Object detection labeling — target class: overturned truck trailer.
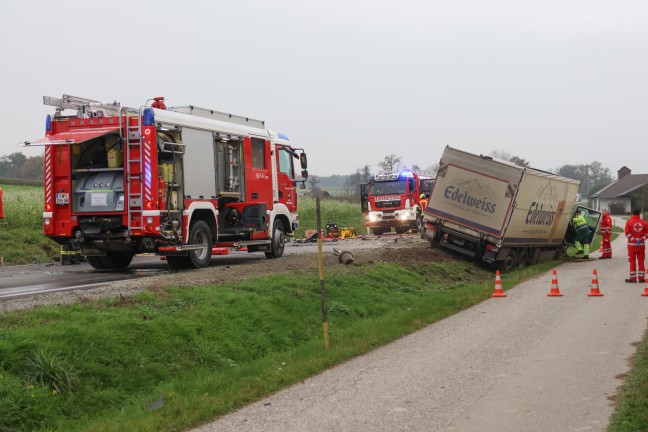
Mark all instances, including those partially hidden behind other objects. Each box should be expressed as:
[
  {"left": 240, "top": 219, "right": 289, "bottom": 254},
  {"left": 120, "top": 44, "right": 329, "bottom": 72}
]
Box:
[{"left": 422, "top": 146, "right": 600, "bottom": 271}]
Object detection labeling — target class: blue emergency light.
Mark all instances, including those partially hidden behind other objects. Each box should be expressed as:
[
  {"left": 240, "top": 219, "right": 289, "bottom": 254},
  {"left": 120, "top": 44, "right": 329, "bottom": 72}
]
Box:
[
  {"left": 143, "top": 108, "right": 155, "bottom": 126},
  {"left": 45, "top": 114, "right": 52, "bottom": 133}
]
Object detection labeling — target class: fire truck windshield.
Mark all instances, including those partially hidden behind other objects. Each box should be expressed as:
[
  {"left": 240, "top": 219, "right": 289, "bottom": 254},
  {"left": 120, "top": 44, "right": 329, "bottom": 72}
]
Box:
[{"left": 370, "top": 180, "right": 406, "bottom": 196}]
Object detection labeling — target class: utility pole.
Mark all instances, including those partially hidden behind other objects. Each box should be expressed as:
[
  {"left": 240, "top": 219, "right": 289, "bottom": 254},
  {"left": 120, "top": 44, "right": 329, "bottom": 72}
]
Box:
[{"left": 316, "top": 197, "right": 329, "bottom": 350}]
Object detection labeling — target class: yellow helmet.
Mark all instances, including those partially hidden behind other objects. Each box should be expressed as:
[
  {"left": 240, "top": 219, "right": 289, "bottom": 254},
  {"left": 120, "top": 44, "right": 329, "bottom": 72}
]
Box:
[{"left": 420, "top": 194, "right": 426, "bottom": 199}]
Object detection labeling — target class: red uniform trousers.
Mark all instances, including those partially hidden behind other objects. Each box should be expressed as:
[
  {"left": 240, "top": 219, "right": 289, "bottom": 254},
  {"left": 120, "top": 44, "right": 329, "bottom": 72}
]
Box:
[
  {"left": 601, "top": 233, "right": 612, "bottom": 258},
  {"left": 628, "top": 244, "right": 646, "bottom": 282}
]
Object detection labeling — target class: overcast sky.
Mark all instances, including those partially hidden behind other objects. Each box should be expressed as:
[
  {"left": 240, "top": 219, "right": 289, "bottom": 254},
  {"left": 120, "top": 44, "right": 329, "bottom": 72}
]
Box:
[{"left": 1, "top": 0, "right": 646, "bottom": 177}]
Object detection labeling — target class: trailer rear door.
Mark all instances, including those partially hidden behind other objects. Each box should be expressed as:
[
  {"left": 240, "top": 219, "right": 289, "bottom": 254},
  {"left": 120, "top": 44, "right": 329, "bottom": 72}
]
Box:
[{"left": 427, "top": 146, "right": 523, "bottom": 237}]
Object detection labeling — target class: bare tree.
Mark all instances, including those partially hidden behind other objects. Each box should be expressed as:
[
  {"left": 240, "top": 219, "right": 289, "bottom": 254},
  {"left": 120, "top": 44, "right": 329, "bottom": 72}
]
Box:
[
  {"left": 377, "top": 154, "right": 402, "bottom": 173},
  {"left": 344, "top": 165, "right": 373, "bottom": 197},
  {"left": 489, "top": 149, "right": 512, "bottom": 161},
  {"left": 489, "top": 150, "right": 529, "bottom": 167},
  {"left": 361, "top": 165, "right": 371, "bottom": 183},
  {"left": 509, "top": 156, "right": 530, "bottom": 168},
  {"left": 308, "top": 175, "right": 322, "bottom": 197},
  {"left": 425, "top": 163, "right": 439, "bottom": 176}
]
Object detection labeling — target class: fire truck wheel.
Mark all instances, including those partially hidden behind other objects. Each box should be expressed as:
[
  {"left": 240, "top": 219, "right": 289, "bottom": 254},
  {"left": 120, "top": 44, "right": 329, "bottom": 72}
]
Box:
[
  {"left": 86, "top": 256, "right": 107, "bottom": 269},
  {"left": 371, "top": 227, "right": 385, "bottom": 236},
  {"left": 265, "top": 220, "right": 285, "bottom": 259},
  {"left": 101, "top": 252, "right": 134, "bottom": 269},
  {"left": 396, "top": 226, "right": 410, "bottom": 234},
  {"left": 188, "top": 220, "right": 213, "bottom": 268}
]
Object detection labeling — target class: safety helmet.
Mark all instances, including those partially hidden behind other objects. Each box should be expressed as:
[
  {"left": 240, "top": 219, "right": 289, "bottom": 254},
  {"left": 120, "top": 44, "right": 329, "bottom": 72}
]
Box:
[{"left": 420, "top": 194, "right": 426, "bottom": 199}]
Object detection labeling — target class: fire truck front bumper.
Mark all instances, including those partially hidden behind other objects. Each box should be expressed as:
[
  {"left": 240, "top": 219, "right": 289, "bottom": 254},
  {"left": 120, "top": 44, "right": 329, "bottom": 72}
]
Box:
[{"left": 366, "top": 211, "right": 417, "bottom": 228}]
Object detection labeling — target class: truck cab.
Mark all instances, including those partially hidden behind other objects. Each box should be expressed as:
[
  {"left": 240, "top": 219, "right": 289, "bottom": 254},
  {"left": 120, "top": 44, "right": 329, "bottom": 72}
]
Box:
[{"left": 361, "top": 171, "right": 433, "bottom": 235}]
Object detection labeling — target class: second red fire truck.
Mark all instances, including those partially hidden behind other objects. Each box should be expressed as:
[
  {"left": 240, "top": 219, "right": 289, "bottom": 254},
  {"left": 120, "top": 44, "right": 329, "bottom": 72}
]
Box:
[
  {"left": 360, "top": 171, "right": 434, "bottom": 235},
  {"left": 27, "top": 95, "right": 308, "bottom": 270}
]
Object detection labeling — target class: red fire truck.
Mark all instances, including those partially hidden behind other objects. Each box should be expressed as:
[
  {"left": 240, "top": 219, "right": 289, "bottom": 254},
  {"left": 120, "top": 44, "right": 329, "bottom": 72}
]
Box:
[
  {"left": 360, "top": 171, "right": 434, "bottom": 235},
  {"left": 26, "top": 95, "right": 308, "bottom": 269}
]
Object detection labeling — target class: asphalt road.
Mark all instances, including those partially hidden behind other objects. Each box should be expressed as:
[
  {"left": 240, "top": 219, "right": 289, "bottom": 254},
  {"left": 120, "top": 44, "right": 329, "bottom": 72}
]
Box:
[
  {"left": 0, "top": 233, "right": 409, "bottom": 300},
  {"left": 190, "top": 219, "right": 648, "bottom": 432}
]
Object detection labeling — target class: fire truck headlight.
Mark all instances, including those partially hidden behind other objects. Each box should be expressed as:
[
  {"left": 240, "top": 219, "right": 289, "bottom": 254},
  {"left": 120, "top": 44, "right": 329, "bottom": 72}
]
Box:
[
  {"left": 44, "top": 218, "right": 51, "bottom": 226},
  {"left": 147, "top": 217, "right": 154, "bottom": 224},
  {"left": 368, "top": 213, "right": 379, "bottom": 222},
  {"left": 398, "top": 213, "right": 410, "bottom": 221}
]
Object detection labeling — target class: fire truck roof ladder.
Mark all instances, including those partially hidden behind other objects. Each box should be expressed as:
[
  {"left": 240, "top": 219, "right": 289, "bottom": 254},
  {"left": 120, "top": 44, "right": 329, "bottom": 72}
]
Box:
[
  {"left": 125, "top": 108, "right": 145, "bottom": 231},
  {"left": 43, "top": 95, "right": 135, "bottom": 117}
]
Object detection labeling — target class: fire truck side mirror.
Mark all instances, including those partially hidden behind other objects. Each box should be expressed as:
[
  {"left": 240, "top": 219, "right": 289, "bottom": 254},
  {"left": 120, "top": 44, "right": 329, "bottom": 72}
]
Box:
[
  {"left": 299, "top": 183, "right": 306, "bottom": 190},
  {"left": 299, "top": 153, "right": 308, "bottom": 170},
  {"left": 301, "top": 169, "right": 308, "bottom": 179}
]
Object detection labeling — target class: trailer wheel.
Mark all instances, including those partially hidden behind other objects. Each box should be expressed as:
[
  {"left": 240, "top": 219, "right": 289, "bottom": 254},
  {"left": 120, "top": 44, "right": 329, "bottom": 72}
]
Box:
[
  {"left": 187, "top": 220, "right": 213, "bottom": 269},
  {"left": 101, "top": 252, "right": 134, "bottom": 269},
  {"left": 265, "top": 220, "right": 285, "bottom": 259},
  {"left": 497, "top": 249, "right": 517, "bottom": 273},
  {"left": 87, "top": 256, "right": 107, "bottom": 269}
]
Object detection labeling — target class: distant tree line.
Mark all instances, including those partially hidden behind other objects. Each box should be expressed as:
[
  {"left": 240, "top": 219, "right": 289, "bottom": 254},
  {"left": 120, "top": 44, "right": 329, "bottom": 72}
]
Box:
[
  {"left": 554, "top": 162, "right": 613, "bottom": 197},
  {"left": 313, "top": 150, "right": 615, "bottom": 201},
  {"left": 490, "top": 150, "right": 613, "bottom": 197},
  {"left": 0, "top": 148, "right": 614, "bottom": 201},
  {"left": 0, "top": 152, "right": 44, "bottom": 180}
]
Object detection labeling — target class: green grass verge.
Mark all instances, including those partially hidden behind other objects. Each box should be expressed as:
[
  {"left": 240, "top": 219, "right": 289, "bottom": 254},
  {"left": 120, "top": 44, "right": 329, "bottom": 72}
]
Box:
[
  {"left": 0, "top": 184, "right": 58, "bottom": 265},
  {"left": 0, "top": 258, "right": 555, "bottom": 432},
  {"left": 608, "top": 328, "right": 648, "bottom": 431}
]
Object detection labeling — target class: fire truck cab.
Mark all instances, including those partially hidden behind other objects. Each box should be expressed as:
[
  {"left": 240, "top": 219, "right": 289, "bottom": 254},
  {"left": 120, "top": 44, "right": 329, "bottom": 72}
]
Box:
[
  {"left": 360, "top": 171, "right": 433, "bottom": 235},
  {"left": 27, "top": 95, "right": 308, "bottom": 270}
]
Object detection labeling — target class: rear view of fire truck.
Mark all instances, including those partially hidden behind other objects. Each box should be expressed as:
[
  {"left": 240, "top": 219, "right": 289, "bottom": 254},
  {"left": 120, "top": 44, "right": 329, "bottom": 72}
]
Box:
[
  {"left": 27, "top": 95, "right": 308, "bottom": 270},
  {"left": 360, "top": 171, "right": 433, "bottom": 235}
]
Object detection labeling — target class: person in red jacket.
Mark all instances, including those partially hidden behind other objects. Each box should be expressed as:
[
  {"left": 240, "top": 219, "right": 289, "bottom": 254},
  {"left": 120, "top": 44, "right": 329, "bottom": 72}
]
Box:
[
  {"left": 625, "top": 208, "right": 648, "bottom": 283},
  {"left": 599, "top": 209, "right": 613, "bottom": 259}
]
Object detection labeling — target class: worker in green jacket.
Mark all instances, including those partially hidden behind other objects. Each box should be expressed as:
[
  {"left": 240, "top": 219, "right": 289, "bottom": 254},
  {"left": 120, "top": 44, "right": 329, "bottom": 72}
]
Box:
[{"left": 572, "top": 209, "right": 591, "bottom": 259}]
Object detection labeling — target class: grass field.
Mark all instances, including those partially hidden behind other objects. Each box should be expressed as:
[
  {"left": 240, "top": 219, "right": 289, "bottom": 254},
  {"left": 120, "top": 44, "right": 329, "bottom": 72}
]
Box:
[
  {"left": 294, "top": 196, "right": 365, "bottom": 239},
  {"left": 0, "top": 184, "right": 57, "bottom": 265}
]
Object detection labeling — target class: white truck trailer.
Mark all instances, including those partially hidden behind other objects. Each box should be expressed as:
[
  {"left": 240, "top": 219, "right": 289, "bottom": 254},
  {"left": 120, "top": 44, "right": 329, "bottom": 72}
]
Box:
[{"left": 422, "top": 146, "right": 600, "bottom": 271}]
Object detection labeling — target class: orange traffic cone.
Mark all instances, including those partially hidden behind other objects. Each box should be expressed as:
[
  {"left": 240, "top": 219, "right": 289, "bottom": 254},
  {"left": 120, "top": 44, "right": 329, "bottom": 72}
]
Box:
[
  {"left": 641, "top": 280, "right": 648, "bottom": 297},
  {"left": 492, "top": 270, "right": 507, "bottom": 297},
  {"left": 587, "top": 269, "right": 604, "bottom": 297},
  {"left": 547, "top": 269, "right": 563, "bottom": 297}
]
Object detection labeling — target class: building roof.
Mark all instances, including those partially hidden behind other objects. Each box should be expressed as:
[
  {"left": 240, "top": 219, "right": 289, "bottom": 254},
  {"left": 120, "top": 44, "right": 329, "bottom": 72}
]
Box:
[{"left": 591, "top": 174, "right": 648, "bottom": 199}]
